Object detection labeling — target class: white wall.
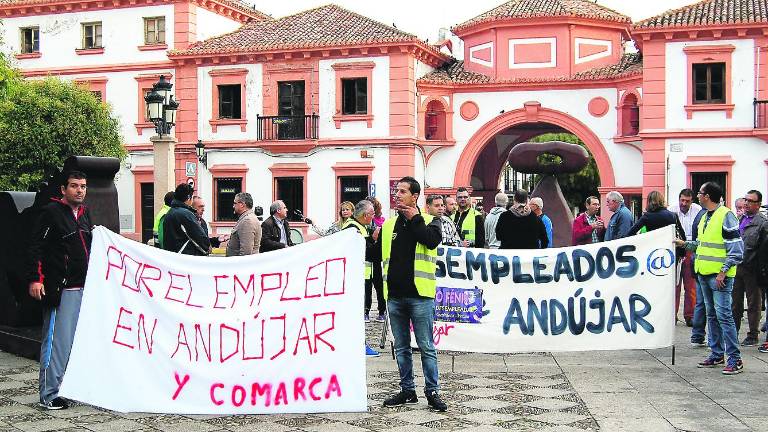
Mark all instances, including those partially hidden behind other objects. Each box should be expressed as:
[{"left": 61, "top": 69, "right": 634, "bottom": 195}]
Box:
[
  {"left": 665, "top": 39, "right": 755, "bottom": 129},
  {"left": 666, "top": 137, "right": 768, "bottom": 204},
  {"left": 428, "top": 87, "right": 642, "bottom": 188},
  {"left": 197, "top": 64, "right": 263, "bottom": 141},
  {"left": 3, "top": 5, "right": 174, "bottom": 69},
  {"left": 59, "top": 68, "right": 175, "bottom": 144},
  {"left": 195, "top": 146, "right": 391, "bottom": 232},
  {"left": 194, "top": 5, "right": 243, "bottom": 42},
  {"left": 318, "top": 56, "right": 390, "bottom": 138}
]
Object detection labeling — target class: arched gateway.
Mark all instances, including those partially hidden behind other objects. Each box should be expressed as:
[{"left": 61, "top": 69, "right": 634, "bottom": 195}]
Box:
[{"left": 453, "top": 102, "right": 616, "bottom": 192}]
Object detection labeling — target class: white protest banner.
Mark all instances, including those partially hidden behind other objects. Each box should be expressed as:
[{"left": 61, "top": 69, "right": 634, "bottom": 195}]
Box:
[
  {"left": 60, "top": 227, "right": 367, "bottom": 414},
  {"left": 429, "top": 226, "right": 676, "bottom": 352}
]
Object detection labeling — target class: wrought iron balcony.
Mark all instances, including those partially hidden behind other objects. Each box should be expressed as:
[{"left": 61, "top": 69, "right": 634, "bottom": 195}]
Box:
[
  {"left": 256, "top": 114, "right": 319, "bottom": 140},
  {"left": 755, "top": 99, "right": 768, "bottom": 128}
]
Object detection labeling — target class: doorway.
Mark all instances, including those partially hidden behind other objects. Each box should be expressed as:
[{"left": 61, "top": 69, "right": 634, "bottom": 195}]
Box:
[
  {"left": 140, "top": 183, "right": 154, "bottom": 244},
  {"left": 278, "top": 81, "right": 305, "bottom": 139}
]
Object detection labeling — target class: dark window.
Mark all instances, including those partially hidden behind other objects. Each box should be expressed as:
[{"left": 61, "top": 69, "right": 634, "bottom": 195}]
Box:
[
  {"left": 215, "top": 177, "right": 242, "bottom": 221},
  {"left": 339, "top": 176, "right": 368, "bottom": 204},
  {"left": 91, "top": 90, "right": 103, "bottom": 102},
  {"left": 140, "top": 183, "right": 154, "bottom": 243},
  {"left": 143, "top": 89, "right": 152, "bottom": 121},
  {"left": 693, "top": 63, "right": 725, "bottom": 104},
  {"left": 277, "top": 81, "right": 306, "bottom": 139},
  {"left": 144, "top": 17, "right": 165, "bottom": 45},
  {"left": 425, "top": 100, "right": 446, "bottom": 140},
  {"left": 342, "top": 78, "right": 367, "bottom": 114},
  {"left": 20, "top": 27, "right": 39, "bottom": 53},
  {"left": 82, "top": 22, "right": 102, "bottom": 49},
  {"left": 691, "top": 172, "right": 727, "bottom": 204},
  {"left": 218, "top": 84, "right": 241, "bottom": 119},
  {"left": 276, "top": 177, "right": 303, "bottom": 222},
  {"left": 620, "top": 94, "right": 640, "bottom": 136}
]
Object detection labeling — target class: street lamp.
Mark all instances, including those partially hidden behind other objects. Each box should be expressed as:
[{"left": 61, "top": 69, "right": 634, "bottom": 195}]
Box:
[
  {"left": 195, "top": 139, "right": 207, "bottom": 168},
  {"left": 144, "top": 75, "right": 179, "bottom": 137}
]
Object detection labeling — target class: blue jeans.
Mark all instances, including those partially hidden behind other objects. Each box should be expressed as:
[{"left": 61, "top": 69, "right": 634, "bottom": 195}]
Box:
[
  {"left": 690, "top": 277, "right": 707, "bottom": 343},
  {"left": 697, "top": 274, "right": 741, "bottom": 361},
  {"left": 388, "top": 297, "right": 439, "bottom": 394}
]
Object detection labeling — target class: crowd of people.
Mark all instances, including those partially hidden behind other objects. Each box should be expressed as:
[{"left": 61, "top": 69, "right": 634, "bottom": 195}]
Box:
[{"left": 25, "top": 171, "right": 765, "bottom": 413}]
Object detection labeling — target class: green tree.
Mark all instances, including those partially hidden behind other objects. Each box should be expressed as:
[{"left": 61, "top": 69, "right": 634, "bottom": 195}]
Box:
[
  {"left": 0, "top": 63, "right": 125, "bottom": 191},
  {"left": 530, "top": 132, "right": 600, "bottom": 212}
]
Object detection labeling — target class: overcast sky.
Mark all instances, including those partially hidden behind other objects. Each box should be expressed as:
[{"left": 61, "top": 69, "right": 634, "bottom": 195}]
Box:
[{"left": 250, "top": 0, "right": 697, "bottom": 40}]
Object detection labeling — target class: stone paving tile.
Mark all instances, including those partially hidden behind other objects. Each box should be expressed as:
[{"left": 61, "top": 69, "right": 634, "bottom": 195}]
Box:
[
  {"left": 528, "top": 411, "right": 588, "bottom": 426},
  {"left": 524, "top": 398, "right": 577, "bottom": 411},
  {"left": 83, "top": 418, "right": 145, "bottom": 432},
  {"left": 384, "top": 409, "right": 447, "bottom": 424},
  {"left": 12, "top": 417, "right": 75, "bottom": 432}
]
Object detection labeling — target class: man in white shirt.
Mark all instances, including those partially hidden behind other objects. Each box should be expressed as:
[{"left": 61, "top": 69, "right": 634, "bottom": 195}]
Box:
[{"left": 669, "top": 188, "right": 703, "bottom": 326}]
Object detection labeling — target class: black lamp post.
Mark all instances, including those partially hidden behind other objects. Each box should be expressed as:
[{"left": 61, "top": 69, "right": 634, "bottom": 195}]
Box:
[
  {"left": 195, "top": 139, "right": 207, "bottom": 168},
  {"left": 144, "top": 75, "right": 179, "bottom": 137}
]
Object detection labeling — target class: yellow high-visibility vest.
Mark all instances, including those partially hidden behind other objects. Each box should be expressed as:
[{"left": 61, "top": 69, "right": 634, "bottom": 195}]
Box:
[
  {"left": 456, "top": 207, "right": 480, "bottom": 243},
  {"left": 343, "top": 218, "right": 372, "bottom": 280},
  {"left": 381, "top": 213, "right": 438, "bottom": 299},
  {"left": 695, "top": 205, "right": 737, "bottom": 277}
]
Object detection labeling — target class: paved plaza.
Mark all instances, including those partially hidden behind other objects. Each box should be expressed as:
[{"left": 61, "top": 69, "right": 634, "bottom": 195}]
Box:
[{"left": 0, "top": 322, "right": 766, "bottom": 432}]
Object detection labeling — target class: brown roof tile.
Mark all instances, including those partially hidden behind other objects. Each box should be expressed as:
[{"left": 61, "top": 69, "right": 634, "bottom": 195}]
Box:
[
  {"left": 634, "top": 0, "right": 768, "bottom": 29},
  {"left": 453, "top": 0, "right": 631, "bottom": 33},
  {"left": 418, "top": 52, "right": 642, "bottom": 85},
  {"left": 174, "top": 4, "right": 429, "bottom": 56}
]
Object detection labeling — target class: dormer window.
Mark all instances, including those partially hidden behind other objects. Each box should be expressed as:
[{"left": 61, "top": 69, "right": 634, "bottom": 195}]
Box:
[{"left": 20, "top": 27, "right": 39, "bottom": 53}]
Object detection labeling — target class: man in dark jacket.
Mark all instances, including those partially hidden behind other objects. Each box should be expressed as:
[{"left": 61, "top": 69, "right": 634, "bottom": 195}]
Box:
[
  {"left": 732, "top": 190, "right": 768, "bottom": 346},
  {"left": 375, "top": 176, "right": 446, "bottom": 411},
  {"left": 27, "top": 171, "right": 92, "bottom": 410},
  {"left": 260, "top": 200, "right": 294, "bottom": 252},
  {"left": 162, "top": 183, "right": 210, "bottom": 256},
  {"left": 496, "top": 189, "right": 548, "bottom": 249}
]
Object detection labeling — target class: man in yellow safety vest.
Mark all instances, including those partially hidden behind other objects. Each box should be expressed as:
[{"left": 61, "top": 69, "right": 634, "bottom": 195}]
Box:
[
  {"left": 377, "top": 176, "right": 446, "bottom": 411},
  {"left": 676, "top": 181, "right": 744, "bottom": 375},
  {"left": 453, "top": 187, "right": 484, "bottom": 247},
  {"left": 342, "top": 200, "right": 381, "bottom": 358}
]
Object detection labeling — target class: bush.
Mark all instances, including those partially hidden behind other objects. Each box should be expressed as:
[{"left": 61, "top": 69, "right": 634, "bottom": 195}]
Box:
[{"left": 0, "top": 72, "right": 125, "bottom": 191}]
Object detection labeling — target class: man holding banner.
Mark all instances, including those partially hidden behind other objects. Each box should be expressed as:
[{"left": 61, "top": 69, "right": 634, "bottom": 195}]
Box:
[
  {"left": 677, "top": 182, "right": 744, "bottom": 374},
  {"left": 27, "top": 171, "right": 92, "bottom": 410},
  {"left": 378, "top": 176, "right": 446, "bottom": 411}
]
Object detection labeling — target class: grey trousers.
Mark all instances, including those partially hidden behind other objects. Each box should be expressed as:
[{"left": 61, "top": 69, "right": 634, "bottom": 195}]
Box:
[{"left": 39, "top": 289, "right": 83, "bottom": 404}]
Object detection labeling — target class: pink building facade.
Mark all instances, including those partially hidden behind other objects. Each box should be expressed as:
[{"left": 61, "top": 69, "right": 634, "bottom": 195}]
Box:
[{"left": 2, "top": 0, "right": 767, "bottom": 243}]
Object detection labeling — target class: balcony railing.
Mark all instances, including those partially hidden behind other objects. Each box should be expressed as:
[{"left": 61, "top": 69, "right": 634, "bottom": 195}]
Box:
[
  {"left": 256, "top": 114, "right": 319, "bottom": 140},
  {"left": 755, "top": 99, "right": 768, "bottom": 128}
]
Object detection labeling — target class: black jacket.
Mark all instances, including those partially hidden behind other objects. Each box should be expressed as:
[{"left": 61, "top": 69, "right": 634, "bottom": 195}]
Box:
[
  {"left": 496, "top": 207, "right": 548, "bottom": 249},
  {"left": 374, "top": 212, "right": 441, "bottom": 298},
  {"left": 27, "top": 199, "right": 93, "bottom": 306},
  {"left": 627, "top": 208, "right": 685, "bottom": 236},
  {"left": 162, "top": 200, "right": 210, "bottom": 256},
  {"left": 260, "top": 216, "right": 294, "bottom": 252}
]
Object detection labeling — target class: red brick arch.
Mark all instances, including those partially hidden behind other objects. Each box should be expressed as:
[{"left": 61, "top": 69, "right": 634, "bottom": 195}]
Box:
[{"left": 453, "top": 102, "right": 616, "bottom": 188}]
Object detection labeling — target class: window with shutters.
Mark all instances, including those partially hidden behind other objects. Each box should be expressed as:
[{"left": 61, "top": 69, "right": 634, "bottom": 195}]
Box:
[
  {"left": 20, "top": 27, "right": 39, "bottom": 53},
  {"left": 144, "top": 17, "right": 166, "bottom": 45},
  {"left": 81, "top": 22, "right": 102, "bottom": 49}
]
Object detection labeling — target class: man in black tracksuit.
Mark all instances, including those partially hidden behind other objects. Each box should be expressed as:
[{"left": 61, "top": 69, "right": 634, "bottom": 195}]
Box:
[
  {"left": 162, "top": 183, "right": 210, "bottom": 256},
  {"left": 27, "top": 171, "right": 93, "bottom": 410}
]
